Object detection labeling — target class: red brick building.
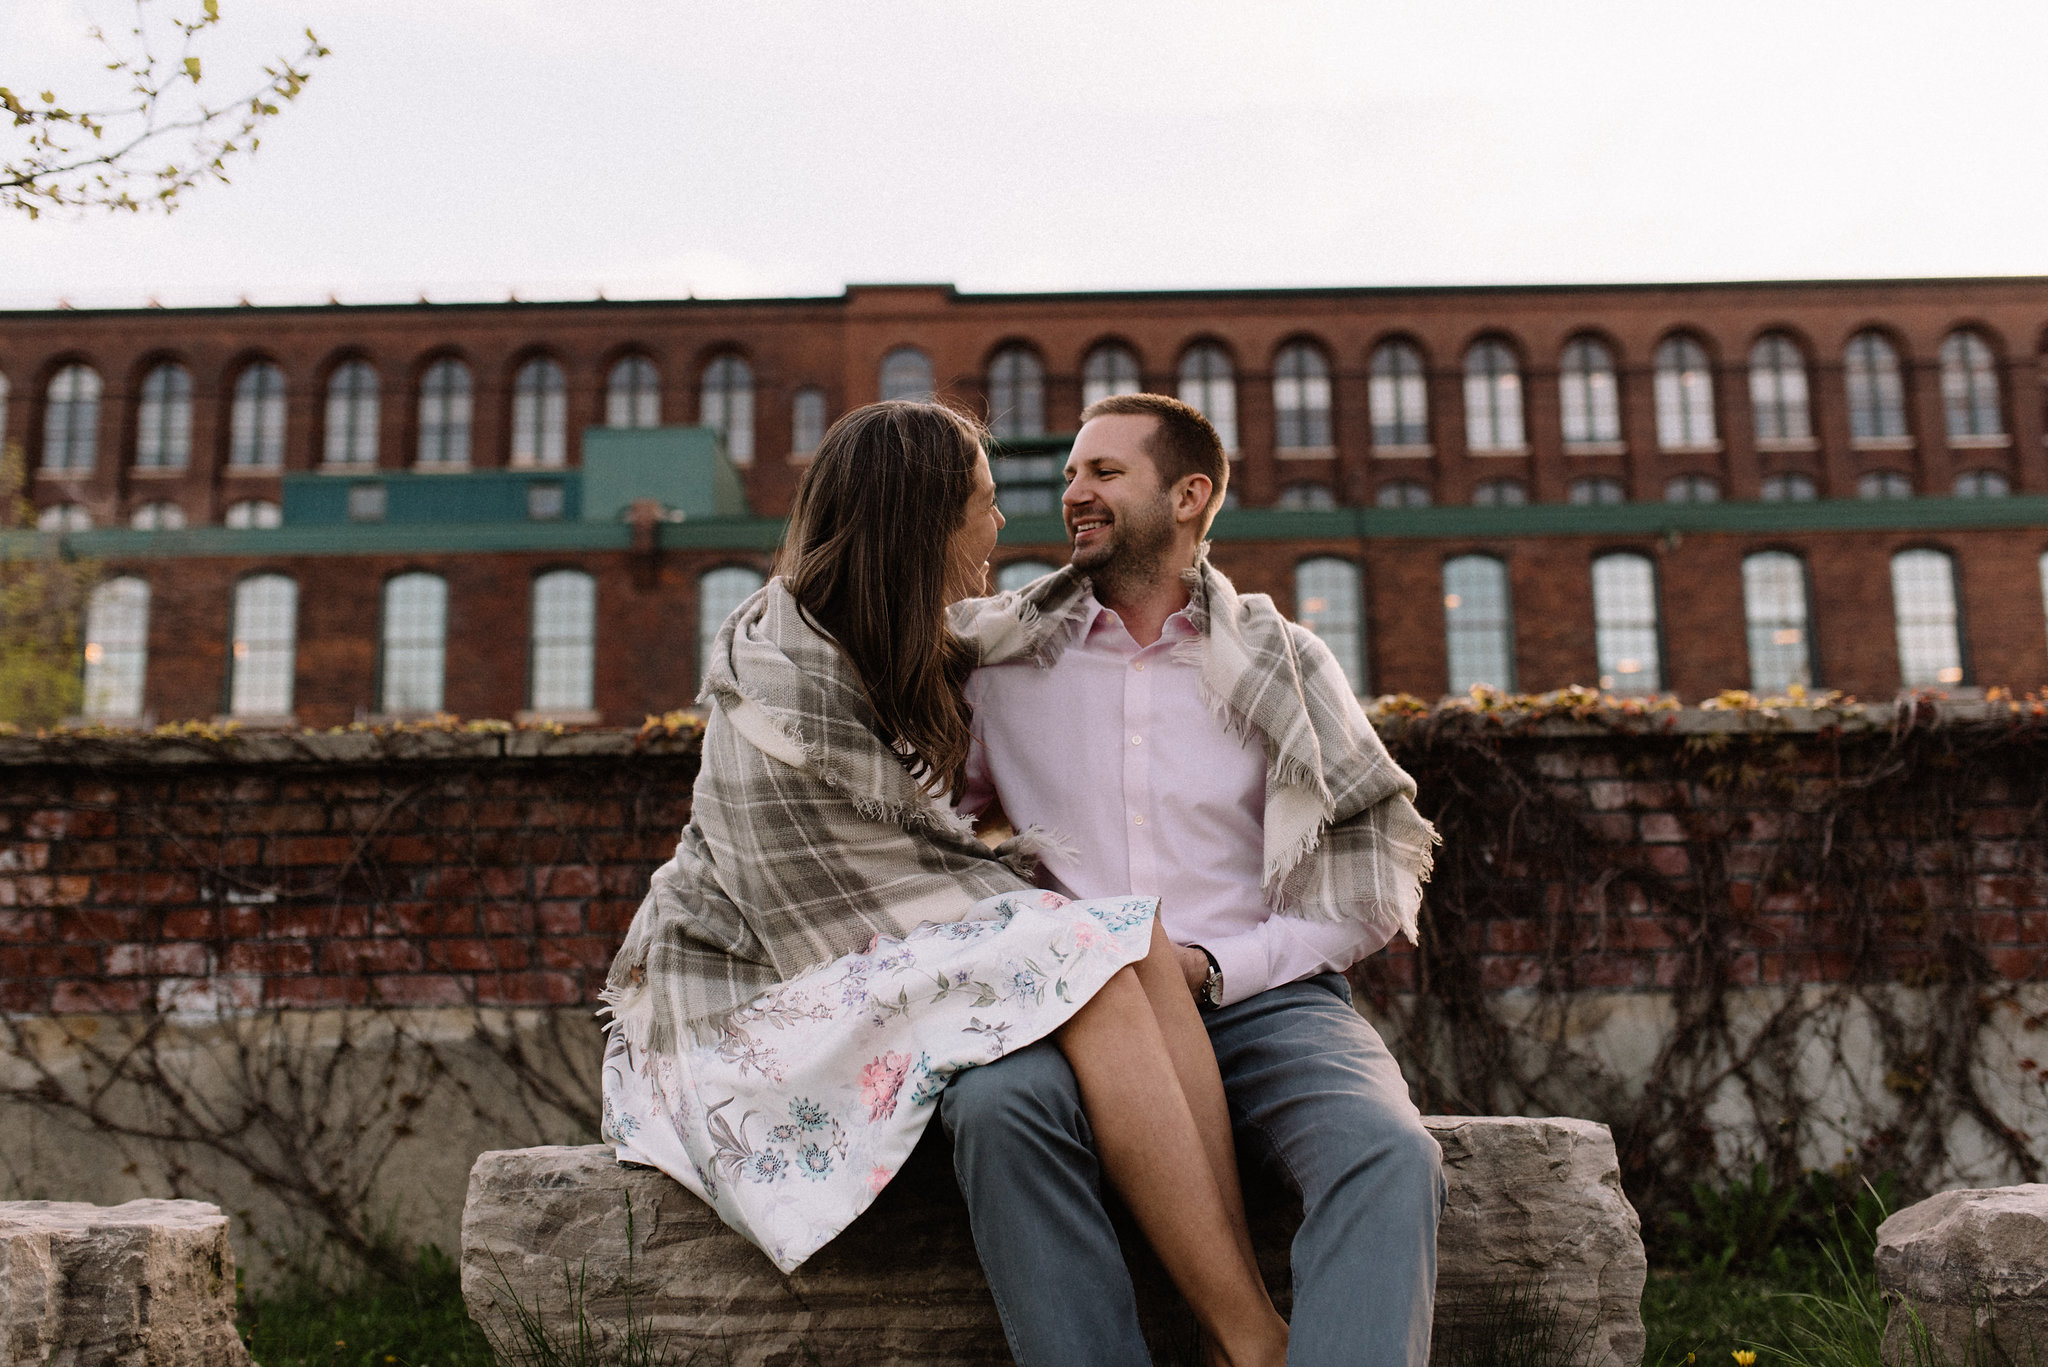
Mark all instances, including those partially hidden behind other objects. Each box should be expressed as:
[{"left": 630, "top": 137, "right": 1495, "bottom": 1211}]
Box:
[{"left": 4, "top": 277, "right": 2046, "bottom": 727}]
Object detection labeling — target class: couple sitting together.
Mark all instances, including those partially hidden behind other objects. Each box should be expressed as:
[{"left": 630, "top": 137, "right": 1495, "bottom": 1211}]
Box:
[{"left": 600, "top": 393, "right": 1444, "bottom": 1366}]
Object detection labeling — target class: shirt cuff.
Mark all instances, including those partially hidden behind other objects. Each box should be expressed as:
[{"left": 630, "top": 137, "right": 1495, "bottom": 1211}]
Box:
[{"left": 1194, "top": 931, "right": 1272, "bottom": 1010}]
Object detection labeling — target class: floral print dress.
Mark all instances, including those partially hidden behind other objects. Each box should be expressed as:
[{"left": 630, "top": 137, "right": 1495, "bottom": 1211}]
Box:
[{"left": 601, "top": 889, "right": 1157, "bottom": 1273}]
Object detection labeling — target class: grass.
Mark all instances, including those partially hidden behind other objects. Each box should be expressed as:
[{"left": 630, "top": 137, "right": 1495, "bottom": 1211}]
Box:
[{"left": 237, "top": 1246, "right": 494, "bottom": 1367}]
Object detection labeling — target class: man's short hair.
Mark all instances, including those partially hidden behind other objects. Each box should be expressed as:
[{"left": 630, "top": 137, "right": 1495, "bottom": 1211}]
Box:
[{"left": 1078, "top": 392, "right": 1229, "bottom": 533}]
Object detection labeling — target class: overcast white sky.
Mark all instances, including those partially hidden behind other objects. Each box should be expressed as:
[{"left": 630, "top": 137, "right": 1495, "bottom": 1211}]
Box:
[{"left": 4, "top": 0, "right": 2046, "bottom": 309}]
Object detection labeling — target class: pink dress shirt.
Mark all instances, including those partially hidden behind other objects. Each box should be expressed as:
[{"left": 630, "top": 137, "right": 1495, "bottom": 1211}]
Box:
[{"left": 961, "top": 593, "right": 1390, "bottom": 1007}]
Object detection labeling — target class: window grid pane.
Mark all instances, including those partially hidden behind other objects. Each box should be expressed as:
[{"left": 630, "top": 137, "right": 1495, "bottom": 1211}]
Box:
[
  {"left": 1443, "top": 556, "right": 1513, "bottom": 694},
  {"left": 1858, "top": 470, "right": 1913, "bottom": 500},
  {"left": 1940, "top": 331, "right": 2003, "bottom": 438},
  {"left": 1742, "top": 551, "right": 1813, "bottom": 693},
  {"left": 1370, "top": 342, "right": 1428, "bottom": 446},
  {"left": 1845, "top": 332, "right": 1908, "bottom": 439},
  {"left": 1176, "top": 345, "right": 1237, "bottom": 450},
  {"left": 698, "top": 567, "right": 766, "bottom": 690},
  {"left": 1592, "top": 553, "right": 1662, "bottom": 695},
  {"left": 229, "top": 363, "right": 286, "bottom": 468},
  {"left": 1569, "top": 477, "right": 1626, "bottom": 506},
  {"left": 229, "top": 575, "right": 297, "bottom": 716},
  {"left": 418, "top": 359, "right": 474, "bottom": 466},
  {"left": 988, "top": 347, "right": 1046, "bottom": 440},
  {"left": 1654, "top": 336, "right": 1717, "bottom": 448},
  {"left": 791, "top": 388, "right": 827, "bottom": 455},
  {"left": 1463, "top": 341, "right": 1524, "bottom": 451},
  {"left": 1273, "top": 343, "right": 1332, "bottom": 449},
  {"left": 1376, "top": 480, "right": 1431, "bottom": 508},
  {"left": 1890, "top": 550, "right": 1964, "bottom": 687},
  {"left": 1277, "top": 483, "right": 1336, "bottom": 510},
  {"left": 136, "top": 364, "right": 191, "bottom": 469},
  {"left": 1560, "top": 338, "right": 1620, "bottom": 444},
  {"left": 1295, "top": 557, "right": 1366, "bottom": 694},
  {"left": 82, "top": 577, "right": 150, "bottom": 718},
  {"left": 701, "top": 355, "right": 755, "bottom": 462},
  {"left": 530, "top": 570, "right": 596, "bottom": 711},
  {"left": 1748, "top": 334, "right": 1812, "bottom": 442},
  {"left": 1761, "top": 473, "right": 1817, "bottom": 502},
  {"left": 879, "top": 348, "right": 934, "bottom": 403},
  {"left": 1473, "top": 478, "right": 1526, "bottom": 507},
  {"left": 996, "top": 560, "right": 1058, "bottom": 593},
  {"left": 1081, "top": 345, "right": 1141, "bottom": 409},
  {"left": 324, "top": 360, "right": 379, "bottom": 467},
  {"left": 380, "top": 573, "right": 447, "bottom": 713},
  {"left": 606, "top": 356, "right": 660, "bottom": 429},
  {"left": 512, "top": 358, "right": 567, "bottom": 467},
  {"left": 43, "top": 364, "right": 101, "bottom": 471},
  {"left": 225, "top": 499, "right": 282, "bottom": 529}
]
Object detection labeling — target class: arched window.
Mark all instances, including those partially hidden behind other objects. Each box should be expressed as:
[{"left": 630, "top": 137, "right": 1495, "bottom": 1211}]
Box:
[
  {"left": 1376, "top": 479, "right": 1432, "bottom": 508},
  {"left": 1653, "top": 335, "right": 1716, "bottom": 449},
  {"left": 1295, "top": 557, "right": 1366, "bottom": 694},
  {"left": 1955, "top": 469, "right": 2010, "bottom": 497},
  {"left": 530, "top": 569, "right": 596, "bottom": 713},
  {"left": 1742, "top": 551, "right": 1814, "bottom": 694},
  {"left": 606, "top": 355, "right": 660, "bottom": 429},
  {"left": 36, "top": 503, "right": 90, "bottom": 531},
  {"left": 1369, "top": 340, "right": 1428, "bottom": 447},
  {"left": 323, "top": 360, "right": 379, "bottom": 468},
  {"left": 698, "top": 566, "right": 766, "bottom": 690},
  {"left": 511, "top": 357, "right": 567, "bottom": 467},
  {"left": 1592, "top": 552, "right": 1662, "bottom": 695},
  {"left": 1559, "top": 337, "right": 1620, "bottom": 445},
  {"left": 1277, "top": 482, "right": 1337, "bottom": 510},
  {"left": 135, "top": 363, "right": 191, "bottom": 469},
  {"left": 1845, "top": 331, "right": 1908, "bottom": 440},
  {"left": 1176, "top": 343, "right": 1236, "bottom": 451},
  {"left": 1760, "top": 473, "right": 1817, "bottom": 502},
  {"left": 224, "top": 499, "right": 281, "bottom": 529},
  {"left": 417, "top": 358, "right": 473, "bottom": 467},
  {"left": 1940, "top": 330, "right": 2003, "bottom": 438},
  {"left": 130, "top": 502, "right": 185, "bottom": 529},
  {"left": 1748, "top": 333, "right": 1811, "bottom": 442},
  {"left": 879, "top": 347, "right": 934, "bottom": 403},
  {"left": 1664, "top": 474, "right": 1720, "bottom": 504},
  {"left": 229, "top": 362, "right": 286, "bottom": 468},
  {"left": 1443, "top": 555, "right": 1514, "bottom": 694},
  {"left": 1568, "top": 476, "right": 1627, "bottom": 506},
  {"left": 996, "top": 560, "right": 1059, "bottom": 593},
  {"left": 1273, "top": 342, "right": 1332, "bottom": 450},
  {"left": 700, "top": 354, "right": 754, "bottom": 463},
  {"left": 1462, "top": 340, "right": 1524, "bottom": 452},
  {"left": 790, "top": 387, "right": 827, "bottom": 456},
  {"left": 1891, "top": 549, "right": 1965, "bottom": 687},
  {"left": 1858, "top": 470, "right": 1913, "bottom": 500},
  {"left": 379, "top": 572, "right": 448, "bottom": 714},
  {"left": 1472, "top": 477, "right": 1526, "bottom": 507},
  {"left": 1081, "top": 343, "right": 1141, "bottom": 409},
  {"left": 82, "top": 576, "right": 150, "bottom": 720},
  {"left": 228, "top": 574, "right": 297, "bottom": 717},
  {"left": 987, "top": 346, "right": 1045, "bottom": 440},
  {"left": 42, "top": 363, "right": 101, "bottom": 471}
]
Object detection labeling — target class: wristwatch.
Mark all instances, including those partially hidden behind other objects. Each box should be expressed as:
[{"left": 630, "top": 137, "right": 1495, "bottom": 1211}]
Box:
[{"left": 1191, "top": 945, "right": 1224, "bottom": 1011}]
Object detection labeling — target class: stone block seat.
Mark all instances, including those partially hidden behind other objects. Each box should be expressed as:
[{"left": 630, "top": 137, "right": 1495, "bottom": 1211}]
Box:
[
  {"left": 462, "top": 1115, "right": 1647, "bottom": 1366},
  {"left": 1877, "top": 1184, "right": 2048, "bottom": 1364},
  {"left": 0, "top": 1199, "right": 252, "bottom": 1367}
]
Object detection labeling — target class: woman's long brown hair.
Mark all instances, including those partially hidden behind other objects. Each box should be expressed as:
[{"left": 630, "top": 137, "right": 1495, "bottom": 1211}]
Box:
[{"left": 778, "top": 400, "right": 986, "bottom": 799}]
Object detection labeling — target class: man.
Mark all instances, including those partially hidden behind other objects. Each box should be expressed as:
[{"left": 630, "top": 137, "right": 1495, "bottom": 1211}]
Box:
[{"left": 943, "top": 392, "right": 1444, "bottom": 1366}]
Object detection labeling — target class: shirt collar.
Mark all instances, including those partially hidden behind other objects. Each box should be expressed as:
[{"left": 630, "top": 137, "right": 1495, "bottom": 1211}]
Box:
[{"left": 1078, "top": 590, "right": 1199, "bottom": 647}]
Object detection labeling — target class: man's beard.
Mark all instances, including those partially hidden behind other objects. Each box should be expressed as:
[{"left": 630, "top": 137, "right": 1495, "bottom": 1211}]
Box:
[{"left": 1070, "top": 496, "right": 1175, "bottom": 602}]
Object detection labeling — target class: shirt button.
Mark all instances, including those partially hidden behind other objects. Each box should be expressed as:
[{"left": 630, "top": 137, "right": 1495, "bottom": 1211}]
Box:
[
  {"left": 1131, "top": 735, "right": 1143, "bottom": 745},
  {"left": 1133, "top": 662, "right": 1145, "bottom": 672},
  {"left": 1133, "top": 815, "right": 1145, "bottom": 825}
]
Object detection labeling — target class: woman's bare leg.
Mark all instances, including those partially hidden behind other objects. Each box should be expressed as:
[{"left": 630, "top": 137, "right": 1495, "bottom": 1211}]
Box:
[{"left": 1056, "top": 952, "right": 1287, "bottom": 1367}]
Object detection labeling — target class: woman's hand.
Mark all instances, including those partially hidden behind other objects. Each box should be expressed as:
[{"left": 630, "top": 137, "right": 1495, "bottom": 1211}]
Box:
[{"left": 1174, "top": 943, "right": 1210, "bottom": 1000}]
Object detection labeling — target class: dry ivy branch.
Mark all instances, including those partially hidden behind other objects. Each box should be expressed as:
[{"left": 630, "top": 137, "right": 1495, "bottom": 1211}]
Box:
[{"left": 2, "top": 1, "right": 328, "bottom": 217}]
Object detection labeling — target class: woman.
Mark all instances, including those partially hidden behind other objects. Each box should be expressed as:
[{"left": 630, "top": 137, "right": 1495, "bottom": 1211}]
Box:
[{"left": 602, "top": 401, "right": 1286, "bottom": 1363}]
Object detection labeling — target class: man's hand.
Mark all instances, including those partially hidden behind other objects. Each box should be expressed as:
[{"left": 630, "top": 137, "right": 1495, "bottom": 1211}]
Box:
[{"left": 1173, "top": 943, "right": 1210, "bottom": 1000}]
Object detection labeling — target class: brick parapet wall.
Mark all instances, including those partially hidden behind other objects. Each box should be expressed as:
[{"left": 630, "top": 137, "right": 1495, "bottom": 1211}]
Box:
[{"left": 3, "top": 704, "right": 2044, "bottom": 1016}]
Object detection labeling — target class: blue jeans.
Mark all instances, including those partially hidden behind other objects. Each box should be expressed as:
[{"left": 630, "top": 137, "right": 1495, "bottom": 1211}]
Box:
[{"left": 940, "top": 972, "right": 1444, "bottom": 1366}]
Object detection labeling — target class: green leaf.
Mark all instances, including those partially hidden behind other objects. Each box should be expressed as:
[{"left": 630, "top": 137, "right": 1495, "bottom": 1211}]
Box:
[
  {"left": 182, "top": 56, "right": 201, "bottom": 83},
  {"left": 203, "top": 0, "right": 220, "bottom": 18}
]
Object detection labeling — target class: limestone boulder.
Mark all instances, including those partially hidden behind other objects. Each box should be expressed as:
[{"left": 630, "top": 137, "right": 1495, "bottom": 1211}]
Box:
[
  {"left": 0, "top": 1199, "right": 251, "bottom": 1367},
  {"left": 1877, "top": 1183, "right": 2048, "bottom": 1365},
  {"left": 462, "top": 1115, "right": 1646, "bottom": 1366}
]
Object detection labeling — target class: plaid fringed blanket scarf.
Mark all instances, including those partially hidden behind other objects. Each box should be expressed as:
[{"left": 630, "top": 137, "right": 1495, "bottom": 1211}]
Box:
[
  {"left": 603, "top": 580, "right": 1039, "bottom": 1053},
  {"left": 950, "top": 553, "right": 1438, "bottom": 947}
]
